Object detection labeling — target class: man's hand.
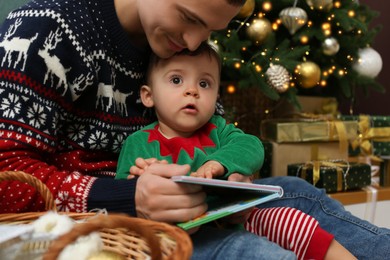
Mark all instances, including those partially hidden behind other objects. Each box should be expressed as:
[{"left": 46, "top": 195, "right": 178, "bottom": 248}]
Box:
[
  {"left": 135, "top": 162, "right": 208, "bottom": 225},
  {"left": 128, "top": 157, "right": 168, "bottom": 179}
]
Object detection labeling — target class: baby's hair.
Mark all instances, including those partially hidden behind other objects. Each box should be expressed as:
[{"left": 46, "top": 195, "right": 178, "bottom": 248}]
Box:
[{"left": 145, "top": 41, "right": 222, "bottom": 85}]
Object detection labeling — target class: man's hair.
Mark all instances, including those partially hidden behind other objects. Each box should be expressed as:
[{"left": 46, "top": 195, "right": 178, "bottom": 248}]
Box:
[{"left": 145, "top": 41, "right": 222, "bottom": 85}]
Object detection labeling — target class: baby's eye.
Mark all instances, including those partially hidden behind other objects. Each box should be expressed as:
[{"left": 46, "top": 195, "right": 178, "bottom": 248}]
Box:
[
  {"left": 170, "top": 75, "right": 183, "bottom": 85},
  {"left": 199, "top": 80, "right": 210, "bottom": 88}
]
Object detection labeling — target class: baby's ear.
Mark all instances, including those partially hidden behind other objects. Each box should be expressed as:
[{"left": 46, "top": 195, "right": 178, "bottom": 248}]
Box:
[{"left": 140, "top": 85, "right": 154, "bottom": 107}]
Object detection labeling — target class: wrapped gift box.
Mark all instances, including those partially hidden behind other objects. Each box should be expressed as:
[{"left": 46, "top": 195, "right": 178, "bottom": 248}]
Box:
[
  {"left": 273, "top": 96, "right": 339, "bottom": 118},
  {"left": 287, "top": 161, "right": 371, "bottom": 193},
  {"left": 261, "top": 141, "right": 348, "bottom": 177},
  {"left": 341, "top": 115, "right": 390, "bottom": 156},
  {"left": 329, "top": 186, "right": 390, "bottom": 229},
  {"left": 379, "top": 156, "right": 390, "bottom": 187},
  {"left": 329, "top": 186, "right": 390, "bottom": 205},
  {"left": 260, "top": 118, "right": 358, "bottom": 143}
]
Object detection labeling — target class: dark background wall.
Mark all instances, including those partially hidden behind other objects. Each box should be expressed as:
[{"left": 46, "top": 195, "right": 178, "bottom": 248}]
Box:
[{"left": 339, "top": 1, "right": 390, "bottom": 115}]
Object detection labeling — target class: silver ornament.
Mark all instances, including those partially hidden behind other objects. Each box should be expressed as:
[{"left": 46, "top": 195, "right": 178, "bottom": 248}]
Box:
[
  {"left": 322, "top": 37, "right": 340, "bottom": 56},
  {"left": 353, "top": 47, "right": 383, "bottom": 78},
  {"left": 266, "top": 64, "right": 290, "bottom": 93},
  {"left": 279, "top": 7, "right": 308, "bottom": 35}
]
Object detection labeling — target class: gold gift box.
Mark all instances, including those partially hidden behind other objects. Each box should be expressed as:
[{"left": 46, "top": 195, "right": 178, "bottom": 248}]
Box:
[
  {"left": 268, "top": 141, "right": 348, "bottom": 177},
  {"left": 261, "top": 119, "right": 358, "bottom": 143}
]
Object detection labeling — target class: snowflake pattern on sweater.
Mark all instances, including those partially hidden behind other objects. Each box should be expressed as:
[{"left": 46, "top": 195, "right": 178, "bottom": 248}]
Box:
[{"left": 0, "top": 0, "right": 152, "bottom": 213}]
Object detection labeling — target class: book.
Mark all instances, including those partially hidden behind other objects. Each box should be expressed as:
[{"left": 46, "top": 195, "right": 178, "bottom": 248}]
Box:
[{"left": 171, "top": 176, "right": 284, "bottom": 230}]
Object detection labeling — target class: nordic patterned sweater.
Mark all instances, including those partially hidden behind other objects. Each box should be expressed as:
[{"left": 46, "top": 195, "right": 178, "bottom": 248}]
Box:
[
  {"left": 0, "top": 0, "right": 152, "bottom": 214},
  {"left": 116, "top": 115, "right": 264, "bottom": 180}
]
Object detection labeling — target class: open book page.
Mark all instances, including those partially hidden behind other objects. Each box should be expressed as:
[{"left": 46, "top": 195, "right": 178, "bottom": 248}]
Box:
[{"left": 171, "top": 176, "right": 284, "bottom": 230}]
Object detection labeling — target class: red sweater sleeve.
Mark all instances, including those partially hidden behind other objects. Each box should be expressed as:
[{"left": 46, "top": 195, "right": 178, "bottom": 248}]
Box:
[{"left": 0, "top": 141, "right": 136, "bottom": 215}]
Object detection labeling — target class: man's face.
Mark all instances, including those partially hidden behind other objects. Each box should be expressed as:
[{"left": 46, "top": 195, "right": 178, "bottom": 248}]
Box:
[{"left": 137, "top": 0, "right": 241, "bottom": 58}]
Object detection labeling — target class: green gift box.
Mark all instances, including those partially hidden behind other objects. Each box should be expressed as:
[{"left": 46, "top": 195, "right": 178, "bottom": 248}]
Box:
[
  {"left": 260, "top": 118, "right": 358, "bottom": 143},
  {"left": 287, "top": 161, "right": 371, "bottom": 193},
  {"left": 341, "top": 115, "right": 390, "bottom": 156}
]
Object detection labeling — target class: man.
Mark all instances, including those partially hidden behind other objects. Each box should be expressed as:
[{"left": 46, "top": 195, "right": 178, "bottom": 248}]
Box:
[{"left": 0, "top": 0, "right": 389, "bottom": 259}]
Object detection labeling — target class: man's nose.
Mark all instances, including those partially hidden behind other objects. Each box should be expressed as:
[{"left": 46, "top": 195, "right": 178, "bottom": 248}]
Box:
[{"left": 183, "top": 30, "right": 210, "bottom": 51}]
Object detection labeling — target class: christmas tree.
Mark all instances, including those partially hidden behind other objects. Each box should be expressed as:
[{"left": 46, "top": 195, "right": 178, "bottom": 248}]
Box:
[{"left": 211, "top": 0, "right": 383, "bottom": 110}]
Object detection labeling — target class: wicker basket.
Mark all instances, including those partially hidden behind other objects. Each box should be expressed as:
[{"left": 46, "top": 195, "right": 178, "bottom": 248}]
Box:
[{"left": 0, "top": 171, "right": 193, "bottom": 259}]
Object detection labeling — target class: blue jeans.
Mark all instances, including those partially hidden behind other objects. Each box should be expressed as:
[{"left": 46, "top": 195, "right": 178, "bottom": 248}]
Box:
[
  {"left": 191, "top": 176, "right": 390, "bottom": 259},
  {"left": 256, "top": 176, "right": 390, "bottom": 259},
  {"left": 191, "top": 226, "right": 296, "bottom": 259}
]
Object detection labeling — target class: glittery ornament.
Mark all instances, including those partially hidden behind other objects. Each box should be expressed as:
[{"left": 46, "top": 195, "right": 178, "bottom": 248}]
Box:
[
  {"left": 279, "top": 7, "right": 308, "bottom": 35},
  {"left": 322, "top": 37, "right": 340, "bottom": 56},
  {"left": 266, "top": 64, "right": 290, "bottom": 93}
]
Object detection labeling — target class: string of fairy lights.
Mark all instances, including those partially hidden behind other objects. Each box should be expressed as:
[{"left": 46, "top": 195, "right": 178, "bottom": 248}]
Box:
[{"left": 211, "top": 0, "right": 383, "bottom": 104}]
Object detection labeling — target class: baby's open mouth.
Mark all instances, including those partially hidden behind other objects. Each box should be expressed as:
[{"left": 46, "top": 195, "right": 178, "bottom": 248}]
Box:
[{"left": 183, "top": 104, "right": 197, "bottom": 112}]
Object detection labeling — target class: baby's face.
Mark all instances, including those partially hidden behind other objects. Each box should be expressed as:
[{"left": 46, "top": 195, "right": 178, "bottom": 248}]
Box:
[{"left": 149, "top": 52, "right": 220, "bottom": 137}]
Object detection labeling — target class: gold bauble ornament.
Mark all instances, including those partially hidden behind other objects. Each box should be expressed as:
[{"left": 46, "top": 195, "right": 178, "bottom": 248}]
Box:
[
  {"left": 306, "top": 0, "right": 333, "bottom": 11},
  {"left": 295, "top": 61, "right": 321, "bottom": 88},
  {"left": 236, "top": 0, "right": 255, "bottom": 18},
  {"left": 246, "top": 18, "right": 272, "bottom": 45},
  {"left": 279, "top": 7, "right": 308, "bottom": 35}
]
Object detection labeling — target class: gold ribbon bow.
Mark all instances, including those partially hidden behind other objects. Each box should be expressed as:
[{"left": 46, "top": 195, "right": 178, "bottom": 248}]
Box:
[
  {"left": 298, "top": 160, "right": 350, "bottom": 191},
  {"left": 351, "top": 115, "right": 390, "bottom": 162}
]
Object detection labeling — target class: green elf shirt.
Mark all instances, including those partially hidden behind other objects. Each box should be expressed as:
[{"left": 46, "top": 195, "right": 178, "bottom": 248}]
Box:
[{"left": 116, "top": 115, "right": 264, "bottom": 179}]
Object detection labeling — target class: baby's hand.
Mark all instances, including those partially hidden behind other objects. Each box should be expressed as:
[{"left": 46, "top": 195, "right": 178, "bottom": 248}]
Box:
[
  {"left": 228, "top": 173, "right": 253, "bottom": 183},
  {"left": 128, "top": 157, "right": 168, "bottom": 179},
  {"left": 190, "top": 160, "right": 225, "bottom": 179}
]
